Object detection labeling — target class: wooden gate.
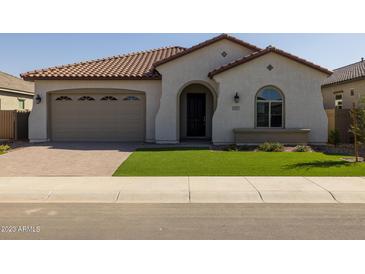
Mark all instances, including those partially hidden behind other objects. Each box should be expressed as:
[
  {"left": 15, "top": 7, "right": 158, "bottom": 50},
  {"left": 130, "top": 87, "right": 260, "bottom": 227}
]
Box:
[
  {"left": 0, "top": 110, "right": 16, "bottom": 140},
  {"left": 335, "top": 109, "right": 352, "bottom": 143},
  {"left": 16, "top": 111, "right": 30, "bottom": 140},
  {"left": 325, "top": 109, "right": 352, "bottom": 143},
  {"left": 0, "top": 110, "right": 30, "bottom": 140}
]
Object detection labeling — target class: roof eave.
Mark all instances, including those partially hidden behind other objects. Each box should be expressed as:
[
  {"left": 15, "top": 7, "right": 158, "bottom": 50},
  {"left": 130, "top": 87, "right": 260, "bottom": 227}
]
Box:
[
  {"left": 322, "top": 75, "right": 365, "bottom": 88},
  {"left": 0, "top": 87, "right": 34, "bottom": 95},
  {"left": 21, "top": 75, "right": 162, "bottom": 81}
]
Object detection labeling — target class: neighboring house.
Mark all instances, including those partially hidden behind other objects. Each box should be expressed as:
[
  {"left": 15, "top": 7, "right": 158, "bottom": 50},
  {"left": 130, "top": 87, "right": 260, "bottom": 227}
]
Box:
[
  {"left": 0, "top": 71, "right": 34, "bottom": 111},
  {"left": 322, "top": 58, "right": 365, "bottom": 109},
  {"left": 21, "top": 34, "right": 331, "bottom": 144},
  {"left": 321, "top": 58, "right": 365, "bottom": 143}
]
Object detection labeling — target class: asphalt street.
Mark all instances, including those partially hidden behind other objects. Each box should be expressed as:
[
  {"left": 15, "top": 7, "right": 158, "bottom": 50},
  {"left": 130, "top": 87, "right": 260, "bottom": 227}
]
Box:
[{"left": 1, "top": 203, "right": 365, "bottom": 239}]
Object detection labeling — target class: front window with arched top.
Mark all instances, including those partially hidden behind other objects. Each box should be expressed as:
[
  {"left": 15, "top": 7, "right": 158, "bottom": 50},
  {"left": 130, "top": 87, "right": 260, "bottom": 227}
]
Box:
[{"left": 256, "top": 86, "right": 284, "bottom": 128}]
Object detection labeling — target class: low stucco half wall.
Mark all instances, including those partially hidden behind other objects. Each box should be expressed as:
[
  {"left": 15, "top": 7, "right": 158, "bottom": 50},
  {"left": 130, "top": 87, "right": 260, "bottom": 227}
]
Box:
[
  {"left": 234, "top": 128, "right": 310, "bottom": 145},
  {"left": 29, "top": 80, "right": 161, "bottom": 142}
]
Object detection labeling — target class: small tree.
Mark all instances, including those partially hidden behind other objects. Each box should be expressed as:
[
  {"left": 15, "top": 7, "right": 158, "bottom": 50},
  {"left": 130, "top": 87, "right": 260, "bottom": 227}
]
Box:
[{"left": 349, "top": 97, "right": 365, "bottom": 162}]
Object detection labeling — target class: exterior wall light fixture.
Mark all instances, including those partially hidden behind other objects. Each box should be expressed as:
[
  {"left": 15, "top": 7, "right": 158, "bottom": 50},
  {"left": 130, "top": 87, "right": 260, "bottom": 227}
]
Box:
[
  {"left": 35, "top": 94, "right": 42, "bottom": 104},
  {"left": 234, "top": 92, "right": 240, "bottom": 103}
]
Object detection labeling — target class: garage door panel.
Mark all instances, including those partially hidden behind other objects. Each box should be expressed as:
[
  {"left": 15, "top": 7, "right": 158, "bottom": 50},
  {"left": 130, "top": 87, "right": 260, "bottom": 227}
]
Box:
[{"left": 51, "top": 93, "right": 145, "bottom": 141}]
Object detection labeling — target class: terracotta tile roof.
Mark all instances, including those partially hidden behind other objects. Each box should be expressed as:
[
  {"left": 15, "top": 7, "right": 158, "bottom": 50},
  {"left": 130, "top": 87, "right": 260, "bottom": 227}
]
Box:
[
  {"left": 322, "top": 59, "right": 365, "bottom": 87},
  {"left": 153, "top": 34, "right": 262, "bottom": 68},
  {"left": 21, "top": 46, "right": 186, "bottom": 81},
  {"left": 208, "top": 46, "right": 332, "bottom": 78},
  {"left": 0, "top": 71, "right": 34, "bottom": 94}
]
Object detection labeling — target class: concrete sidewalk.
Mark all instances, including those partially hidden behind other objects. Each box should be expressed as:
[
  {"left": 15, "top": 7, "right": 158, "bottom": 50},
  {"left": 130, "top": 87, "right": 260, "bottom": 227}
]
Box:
[{"left": 0, "top": 177, "right": 365, "bottom": 203}]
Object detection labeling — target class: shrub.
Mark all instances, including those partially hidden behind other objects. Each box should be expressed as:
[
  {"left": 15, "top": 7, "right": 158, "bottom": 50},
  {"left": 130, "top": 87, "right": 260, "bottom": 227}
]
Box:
[
  {"left": 328, "top": 129, "right": 340, "bottom": 146},
  {"left": 294, "top": 145, "right": 311, "bottom": 152},
  {"left": 224, "top": 144, "right": 240, "bottom": 152},
  {"left": 0, "top": 144, "right": 10, "bottom": 152},
  {"left": 222, "top": 145, "right": 255, "bottom": 152},
  {"left": 258, "top": 142, "right": 284, "bottom": 152}
]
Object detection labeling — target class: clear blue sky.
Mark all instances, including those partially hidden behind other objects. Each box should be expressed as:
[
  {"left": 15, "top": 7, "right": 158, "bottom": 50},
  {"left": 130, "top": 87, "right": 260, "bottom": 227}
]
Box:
[{"left": 0, "top": 33, "right": 364, "bottom": 77}]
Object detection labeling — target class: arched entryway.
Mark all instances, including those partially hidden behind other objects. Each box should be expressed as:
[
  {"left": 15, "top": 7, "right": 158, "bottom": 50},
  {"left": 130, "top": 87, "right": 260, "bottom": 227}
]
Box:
[{"left": 179, "top": 83, "right": 215, "bottom": 141}]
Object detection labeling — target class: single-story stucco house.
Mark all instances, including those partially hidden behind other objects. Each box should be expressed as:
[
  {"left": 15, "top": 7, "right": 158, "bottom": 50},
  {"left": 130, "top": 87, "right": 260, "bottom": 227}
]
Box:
[
  {"left": 0, "top": 71, "right": 34, "bottom": 111},
  {"left": 21, "top": 34, "right": 332, "bottom": 145}
]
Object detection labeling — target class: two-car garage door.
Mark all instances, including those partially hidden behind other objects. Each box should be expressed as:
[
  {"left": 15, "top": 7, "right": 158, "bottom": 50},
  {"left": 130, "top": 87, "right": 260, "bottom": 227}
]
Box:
[{"left": 50, "top": 92, "right": 145, "bottom": 142}]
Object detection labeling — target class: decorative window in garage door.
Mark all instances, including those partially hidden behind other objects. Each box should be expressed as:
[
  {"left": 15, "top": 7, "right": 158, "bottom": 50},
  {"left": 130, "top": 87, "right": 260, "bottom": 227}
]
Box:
[
  {"left": 78, "top": 96, "right": 95, "bottom": 101},
  {"left": 123, "top": 96, "right": 140, "bottom": 101},
  {"left": 55, "top": 96, "right": 72, "bottom": 101},
  {"left": 100, "top": 96, "right": 118, "bottom": 101}
]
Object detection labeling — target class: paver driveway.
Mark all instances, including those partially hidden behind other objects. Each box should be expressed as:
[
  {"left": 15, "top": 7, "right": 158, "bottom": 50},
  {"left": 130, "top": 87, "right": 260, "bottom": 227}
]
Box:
[{"left": 0, "top": 142, "right": 137, "bottom": 176}]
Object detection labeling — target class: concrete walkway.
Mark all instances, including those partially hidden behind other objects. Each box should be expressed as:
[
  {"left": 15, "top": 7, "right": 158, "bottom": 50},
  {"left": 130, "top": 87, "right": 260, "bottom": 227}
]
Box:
[{"left": 1, "top": 176, "right": 365, "bottom": 203}]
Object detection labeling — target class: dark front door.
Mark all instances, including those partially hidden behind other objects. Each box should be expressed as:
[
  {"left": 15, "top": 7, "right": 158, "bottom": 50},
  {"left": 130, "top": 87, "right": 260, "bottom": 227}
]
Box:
[{"left": 187, "top": 93, "right": 206, "bottom": 137}]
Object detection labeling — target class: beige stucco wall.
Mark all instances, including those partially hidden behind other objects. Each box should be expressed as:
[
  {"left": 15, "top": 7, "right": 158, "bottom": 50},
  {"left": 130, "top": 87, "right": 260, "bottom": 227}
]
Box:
[
  {"left": 154, "top": 39, "right": 254, "bottom": 143},
  {"left": 29, "top": 80, "right": 161, "bottom": 142},
  {"left": 0, "top": 90, "right": 33, "bottom": 111},
  {"left": 321, "top": 79, "right": 365, "bottom": 109},
  {"left": 212, "top": 52, "right": 329, "bottom": 144}
]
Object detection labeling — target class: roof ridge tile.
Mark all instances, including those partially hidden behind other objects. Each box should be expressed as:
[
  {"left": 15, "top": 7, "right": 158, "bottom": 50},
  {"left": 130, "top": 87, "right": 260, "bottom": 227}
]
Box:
[{"left": 334, "top": 59, "right": 365, "bottom": 71}]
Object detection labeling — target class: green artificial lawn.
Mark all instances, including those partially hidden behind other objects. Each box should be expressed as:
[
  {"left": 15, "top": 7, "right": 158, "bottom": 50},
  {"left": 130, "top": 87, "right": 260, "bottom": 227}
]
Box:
[{"left": 113, "top": 148, "right": 365, "bottom": 176}]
